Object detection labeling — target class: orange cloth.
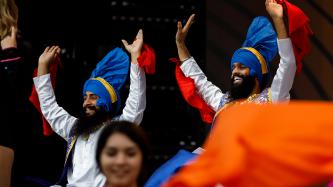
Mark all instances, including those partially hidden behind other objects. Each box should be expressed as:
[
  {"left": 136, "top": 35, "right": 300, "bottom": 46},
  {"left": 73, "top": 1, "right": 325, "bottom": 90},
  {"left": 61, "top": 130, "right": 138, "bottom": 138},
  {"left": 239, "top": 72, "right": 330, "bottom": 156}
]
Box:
[{"left": 164, "top": 102, "right": 333, "bottom": 187}]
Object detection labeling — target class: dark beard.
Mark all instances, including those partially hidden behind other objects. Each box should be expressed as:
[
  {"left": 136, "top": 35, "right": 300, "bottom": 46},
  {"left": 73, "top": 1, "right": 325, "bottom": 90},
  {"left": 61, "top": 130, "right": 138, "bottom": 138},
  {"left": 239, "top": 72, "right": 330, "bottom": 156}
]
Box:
[
  {"left": 74, "top": 108, "right": 108, "bottom": 135},
  {"left": 230, "top": 74, "right": 256, "bottom": 100}
]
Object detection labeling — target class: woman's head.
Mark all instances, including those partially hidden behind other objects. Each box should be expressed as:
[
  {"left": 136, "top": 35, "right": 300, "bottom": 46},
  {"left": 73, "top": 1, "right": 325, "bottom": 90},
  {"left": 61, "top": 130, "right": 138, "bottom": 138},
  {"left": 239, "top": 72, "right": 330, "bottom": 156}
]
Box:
[
  {"left": 0, "top": 0, "right": 18, "bottom": 40},
  {"left": 96, "top": 121, "right": 150, "bottom": 187}
]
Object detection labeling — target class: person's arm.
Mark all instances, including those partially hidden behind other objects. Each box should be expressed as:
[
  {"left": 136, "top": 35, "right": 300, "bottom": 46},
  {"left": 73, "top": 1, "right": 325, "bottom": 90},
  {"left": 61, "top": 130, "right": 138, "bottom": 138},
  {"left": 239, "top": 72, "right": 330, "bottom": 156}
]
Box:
[
  {"left": 118, "top": 30, "right": 146, "bottom": 124},
  {"left": 266, "top": 0, "right": 297, "bottom": 102},
  {"left": 176, "top": 14, "right": 224, "bottom": 111},
  {"left": 33, "top": 46, "right": 77, "bottom": 140},
  {"left": 0, "top": 146, "right": 14, "bottom": 187}
]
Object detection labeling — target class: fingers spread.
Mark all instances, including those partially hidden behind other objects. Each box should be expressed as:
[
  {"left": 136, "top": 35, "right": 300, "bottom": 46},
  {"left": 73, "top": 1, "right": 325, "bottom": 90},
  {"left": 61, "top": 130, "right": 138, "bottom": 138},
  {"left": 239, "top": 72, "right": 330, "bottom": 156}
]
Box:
[
  {"left": 44, "top": 46, "right": 50, "bottom": 53},
  {"left": 121, "top": 39, "right": 129, "bottom": 47},
  {"left": 136, "top": 29, "right": 143, "bottom": 40},
  {"left": 183, "top": 14, "right": 195, "bottom": 31}
]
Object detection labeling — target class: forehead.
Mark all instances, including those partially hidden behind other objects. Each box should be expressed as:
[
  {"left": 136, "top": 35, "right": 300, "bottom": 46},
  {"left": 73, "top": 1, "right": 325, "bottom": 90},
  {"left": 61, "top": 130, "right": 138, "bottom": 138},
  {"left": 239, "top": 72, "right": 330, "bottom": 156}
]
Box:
[
  {"left": 233, "top": 62, "right": 246, "bottom": 67},
  {"left": 84, "top": 91, "right": 96, "bottom": 96},
  {"left": 106, "top": 133, "right": 138, "bottom": 148}
]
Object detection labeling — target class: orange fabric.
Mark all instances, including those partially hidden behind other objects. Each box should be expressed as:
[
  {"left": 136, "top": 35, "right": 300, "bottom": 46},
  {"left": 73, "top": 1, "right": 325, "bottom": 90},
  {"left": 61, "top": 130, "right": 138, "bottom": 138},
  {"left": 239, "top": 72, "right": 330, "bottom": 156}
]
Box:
[{"left": 164, "top": 102, "right": 333, "bottom": 187}]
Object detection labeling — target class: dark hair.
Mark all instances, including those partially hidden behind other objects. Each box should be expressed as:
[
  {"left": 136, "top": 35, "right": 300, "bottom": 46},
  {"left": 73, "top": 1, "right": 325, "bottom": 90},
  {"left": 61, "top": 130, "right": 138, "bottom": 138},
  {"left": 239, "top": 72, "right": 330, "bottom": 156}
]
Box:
[{"left": 96, "top": 120, "right": 150, "bottom": 187}]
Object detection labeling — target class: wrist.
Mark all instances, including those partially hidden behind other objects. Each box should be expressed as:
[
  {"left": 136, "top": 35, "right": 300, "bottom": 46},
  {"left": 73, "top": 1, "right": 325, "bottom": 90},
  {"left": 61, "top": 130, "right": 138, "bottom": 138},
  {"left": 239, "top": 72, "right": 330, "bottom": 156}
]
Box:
[
  {"left": 131, "top": 53, "right": 140, "bottom": 60},
  {"left": 272, "top": 17, "right": 284, "bottom": 24}
]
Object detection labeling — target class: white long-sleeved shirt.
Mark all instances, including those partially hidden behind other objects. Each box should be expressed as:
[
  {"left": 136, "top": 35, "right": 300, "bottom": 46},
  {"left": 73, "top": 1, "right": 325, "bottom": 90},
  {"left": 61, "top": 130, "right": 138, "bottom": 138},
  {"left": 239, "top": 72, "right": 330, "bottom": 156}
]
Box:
[
  {"left": 180, "top": 38, "right": 296, "bottom": 112},
  {"left": 33, "top": 63, "right": 146, "bottom": 187}
]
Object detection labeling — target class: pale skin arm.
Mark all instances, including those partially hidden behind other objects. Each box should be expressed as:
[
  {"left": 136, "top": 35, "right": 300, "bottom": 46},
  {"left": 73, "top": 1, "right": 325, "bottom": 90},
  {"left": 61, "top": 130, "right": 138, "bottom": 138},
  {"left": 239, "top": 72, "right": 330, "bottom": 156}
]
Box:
[
  {"left": 176, "top": 14, "right": 195, "bottom": 64},
  {"left": 120, "top": 29, "right": 146, "bottom": 124},
  {"left": 0, "top": 26, "right": 17, "bottom": 49},
  {"left": 265, "top": 0, "right": 288, "bottom": 39},
  {"left": 266, "top": 0, "right": 297, "bottom": 102},
  {"left": 0, "top": 146, "right": 14, "bottom": 187},
  {"left": 37, "top": 46, "right": 61, "bottom": 76}
]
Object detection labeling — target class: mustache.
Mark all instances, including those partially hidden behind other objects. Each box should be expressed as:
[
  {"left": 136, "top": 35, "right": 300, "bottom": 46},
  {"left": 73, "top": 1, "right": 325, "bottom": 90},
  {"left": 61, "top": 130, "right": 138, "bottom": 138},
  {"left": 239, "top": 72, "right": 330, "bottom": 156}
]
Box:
[
  {"left": 84, "top": 105, "right": 97, "bottom": 112},
  {"left": 231, "top": 73, "right": 246, "bottom": 81}
]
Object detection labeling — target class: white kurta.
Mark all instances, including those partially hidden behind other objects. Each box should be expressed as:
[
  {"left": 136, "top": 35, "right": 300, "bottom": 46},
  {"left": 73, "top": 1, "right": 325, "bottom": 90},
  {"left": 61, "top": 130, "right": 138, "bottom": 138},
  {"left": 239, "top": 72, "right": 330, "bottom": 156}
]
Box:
[
  {"left": 33, "top": 63, "right": 146, "bottom": 187},
  {"left": 180, "top": 38, "right": 296, "bottom": 112}
]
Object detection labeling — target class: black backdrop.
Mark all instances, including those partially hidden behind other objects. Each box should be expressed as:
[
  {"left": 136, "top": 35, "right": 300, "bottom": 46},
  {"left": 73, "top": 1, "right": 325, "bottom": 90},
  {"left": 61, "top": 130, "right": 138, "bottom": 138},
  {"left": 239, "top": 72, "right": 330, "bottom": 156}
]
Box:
[{"left": 12, "top": 0, "right": 207, "bottom": 185}]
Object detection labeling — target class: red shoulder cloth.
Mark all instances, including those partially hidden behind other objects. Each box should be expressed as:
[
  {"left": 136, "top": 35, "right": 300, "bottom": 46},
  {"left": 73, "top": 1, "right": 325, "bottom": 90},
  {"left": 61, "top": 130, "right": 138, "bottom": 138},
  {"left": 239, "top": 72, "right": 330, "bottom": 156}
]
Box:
[{"left": 170, "top": 58, "right": 215, "bottom": 124}]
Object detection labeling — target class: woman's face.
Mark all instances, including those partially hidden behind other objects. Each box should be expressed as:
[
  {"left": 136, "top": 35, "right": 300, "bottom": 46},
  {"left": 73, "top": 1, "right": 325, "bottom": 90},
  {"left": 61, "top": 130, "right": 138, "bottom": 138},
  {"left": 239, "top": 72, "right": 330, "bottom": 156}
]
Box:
[{"left": 100, "top": 132, "right": 143, "bottom": 187}]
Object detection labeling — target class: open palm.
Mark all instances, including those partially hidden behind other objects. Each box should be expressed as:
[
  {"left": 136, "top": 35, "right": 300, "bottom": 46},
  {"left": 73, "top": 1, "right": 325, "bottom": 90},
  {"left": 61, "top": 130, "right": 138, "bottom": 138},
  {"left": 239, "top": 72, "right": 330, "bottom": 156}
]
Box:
[
  {"left": 39, "top": 46, "right": 61, "bottom": 66},
  {"left": 122, "top": 29, "right": 143, "bottom": 57},
  {"left": 176, "top": 14, "right": 195, "bottom": 45}
]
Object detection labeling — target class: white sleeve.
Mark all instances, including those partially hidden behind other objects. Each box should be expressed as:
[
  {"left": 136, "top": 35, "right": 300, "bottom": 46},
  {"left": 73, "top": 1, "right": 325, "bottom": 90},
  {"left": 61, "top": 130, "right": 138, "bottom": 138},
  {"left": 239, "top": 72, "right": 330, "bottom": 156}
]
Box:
[
  {"left": 118, "top": 63, "right": 146, "bottom": 125},
  {"left": 271, "top": 38, "right": 297, "bottom": 103},
  {"left": 180, "top": 57, "right": 224, "bottom": 112},
  {"left": 33, "top": 74, "right": 77, "bottom": 141}
]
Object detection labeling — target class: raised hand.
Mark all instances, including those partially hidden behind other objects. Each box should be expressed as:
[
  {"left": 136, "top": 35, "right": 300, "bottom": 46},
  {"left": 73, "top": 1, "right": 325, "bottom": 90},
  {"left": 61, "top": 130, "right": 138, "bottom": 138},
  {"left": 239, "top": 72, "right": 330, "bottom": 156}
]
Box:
[
  {"left": 38, "top": 46, "right": 61, "bottom": 76},
  {"left": 1, "top": 26, "right": 17, "bottom": 49},
  {"left": 265, "top": 0, "right": 287, "bottom": 39},
  {"left": 265, "top": 0, "right": 284, "bottom": 20},
  {"left": 122, "top": 29, "right": 143, "bottom": 63},
  {"left": 176, "top": 14, "right": 195, "bottom": 46}
]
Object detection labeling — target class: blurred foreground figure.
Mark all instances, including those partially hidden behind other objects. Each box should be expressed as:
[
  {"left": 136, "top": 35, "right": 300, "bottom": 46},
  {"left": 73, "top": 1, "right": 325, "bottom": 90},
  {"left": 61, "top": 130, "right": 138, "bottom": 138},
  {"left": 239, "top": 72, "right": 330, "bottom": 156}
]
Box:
[{"left": 164, "top": 102, "right": 333, "bottom": 187}]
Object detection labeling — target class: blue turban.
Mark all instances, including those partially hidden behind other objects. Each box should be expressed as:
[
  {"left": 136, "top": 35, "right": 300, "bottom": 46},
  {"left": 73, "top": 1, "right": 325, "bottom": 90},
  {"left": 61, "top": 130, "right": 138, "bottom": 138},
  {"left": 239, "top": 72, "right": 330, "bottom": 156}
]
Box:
[
  {"left": 83, "top": 47, "right": 129, "bottom": 113},
  {"left": 231, "top": 16, "right": 278, "bottom": 87}
]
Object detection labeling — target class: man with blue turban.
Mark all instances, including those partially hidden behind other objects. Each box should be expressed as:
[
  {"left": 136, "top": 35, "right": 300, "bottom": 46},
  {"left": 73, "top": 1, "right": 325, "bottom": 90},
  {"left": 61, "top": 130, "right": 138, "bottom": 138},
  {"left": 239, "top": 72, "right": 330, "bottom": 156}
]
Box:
[
  {"left": 176, "top": 1, "right": 296, "bottom": 116},
  {"left": 33, "top": 30, "right": 146, "bottom": 187},
  {"left": 145, "top": 1, "right": 298, "bottom": 186}
]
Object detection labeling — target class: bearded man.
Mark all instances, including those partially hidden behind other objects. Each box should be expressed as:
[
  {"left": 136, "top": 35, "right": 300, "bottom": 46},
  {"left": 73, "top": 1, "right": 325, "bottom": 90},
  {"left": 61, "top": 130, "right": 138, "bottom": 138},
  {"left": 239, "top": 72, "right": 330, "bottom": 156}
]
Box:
[{"left": 33, "top": 30, "right": 146, "bottom": 187}]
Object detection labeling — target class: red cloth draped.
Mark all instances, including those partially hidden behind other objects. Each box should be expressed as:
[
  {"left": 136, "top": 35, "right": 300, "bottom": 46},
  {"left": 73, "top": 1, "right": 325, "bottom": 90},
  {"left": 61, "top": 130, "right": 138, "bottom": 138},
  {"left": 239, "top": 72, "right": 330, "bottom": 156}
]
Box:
[
  {"left": 170, "top": 58, "right": 215, "bottom": 124},
  {"left": 137, "top": 44, "right": 156, "bottom": 74},
  {"left": 29, "top": 57, "right": 62, "bottom": 136},
  {"left": 277, "top": 0, "right": 313, "bottom": 74}
]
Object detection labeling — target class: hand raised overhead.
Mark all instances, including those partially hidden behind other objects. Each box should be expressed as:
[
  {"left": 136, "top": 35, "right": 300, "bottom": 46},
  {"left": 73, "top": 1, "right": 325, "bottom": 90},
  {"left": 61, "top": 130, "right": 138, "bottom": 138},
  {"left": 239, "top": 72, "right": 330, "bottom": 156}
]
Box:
[
  {"left": 176, "top": 14, "right": 195, "bottom": 46},
  {"left": 265, "top": 0, "right": 284, "bottom": 20},
  {"left": 38, "top": 46, "right": 61, "bottom": 76},
  {"left": 122, "top": 29, "right": 143, "bottom": 63},
  {"left": 1, "top": 26, "right": 17, "bottom": 49}
]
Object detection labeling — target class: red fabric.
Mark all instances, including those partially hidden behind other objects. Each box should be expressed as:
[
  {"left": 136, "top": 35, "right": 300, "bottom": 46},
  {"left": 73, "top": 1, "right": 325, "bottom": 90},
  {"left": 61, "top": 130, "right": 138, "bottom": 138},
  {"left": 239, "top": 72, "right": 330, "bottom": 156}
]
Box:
[
  {"left": 277, "top": 0, "right": 313, "bottom": 74},
  {"left": 170, "top": 58, "right": 215, "bottom": 124},
  {"left": 29, "top": 57, "right": 62, "bottom": 136},
  {"left": 137, "top": 44, "right": 156, "bottom": 74}
]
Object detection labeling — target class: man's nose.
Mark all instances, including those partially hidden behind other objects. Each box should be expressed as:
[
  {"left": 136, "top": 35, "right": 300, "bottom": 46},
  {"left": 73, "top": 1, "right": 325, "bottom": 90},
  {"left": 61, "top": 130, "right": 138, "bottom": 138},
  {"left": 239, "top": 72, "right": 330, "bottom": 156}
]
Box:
[{"left": 83, "top": 98, "right": 92, "bottom": 107}]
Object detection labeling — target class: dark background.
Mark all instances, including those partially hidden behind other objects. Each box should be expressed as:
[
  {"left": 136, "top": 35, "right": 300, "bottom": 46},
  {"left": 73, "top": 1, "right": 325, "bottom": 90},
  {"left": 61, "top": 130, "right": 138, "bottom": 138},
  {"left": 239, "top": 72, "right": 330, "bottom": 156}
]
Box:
[{"left": 12, "top": 0, "right": 207, "bottom": 185}]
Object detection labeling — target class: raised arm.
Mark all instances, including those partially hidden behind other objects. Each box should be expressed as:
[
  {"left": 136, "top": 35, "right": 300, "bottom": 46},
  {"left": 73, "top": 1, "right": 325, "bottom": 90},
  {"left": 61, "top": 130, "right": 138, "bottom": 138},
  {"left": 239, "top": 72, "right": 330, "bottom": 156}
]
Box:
[
  {"left": 266, "top": 0, "right": 296, "bottom": 102},
  {"left": 176, "top": 14, "right": 223, "bottom": 112},
  {"left": 118, "top": 30, "right": 146, "bottom": 124},
  {"left": 33, "top": 46, "right": 77, "bottom": 140}
]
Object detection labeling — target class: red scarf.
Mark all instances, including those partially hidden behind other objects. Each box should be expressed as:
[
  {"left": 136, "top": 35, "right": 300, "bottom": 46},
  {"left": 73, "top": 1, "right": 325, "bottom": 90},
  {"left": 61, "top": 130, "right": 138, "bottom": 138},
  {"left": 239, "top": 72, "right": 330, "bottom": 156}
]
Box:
[
  {"left": 29, "top": 57, "right": 62, "bottom": 136},
  {"left": 170, "top": 58, "right": 215, "bottom": 124},
  {"left": 137, "top": 44, "right": 156, "bottom": 74},
  {"left": 277, "top": 0, "right": 313, "bottom": 74}
]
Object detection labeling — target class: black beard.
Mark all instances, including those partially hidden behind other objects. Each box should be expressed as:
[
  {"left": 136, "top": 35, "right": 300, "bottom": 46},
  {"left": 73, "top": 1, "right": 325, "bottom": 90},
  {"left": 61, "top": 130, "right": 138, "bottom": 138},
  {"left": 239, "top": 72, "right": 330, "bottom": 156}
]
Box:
[
  {"left": 230, "top": 74, "right": 256, "bottom": 100},
  {"left": 74, "top": 108, "right": 108, "bottom": 135}
]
